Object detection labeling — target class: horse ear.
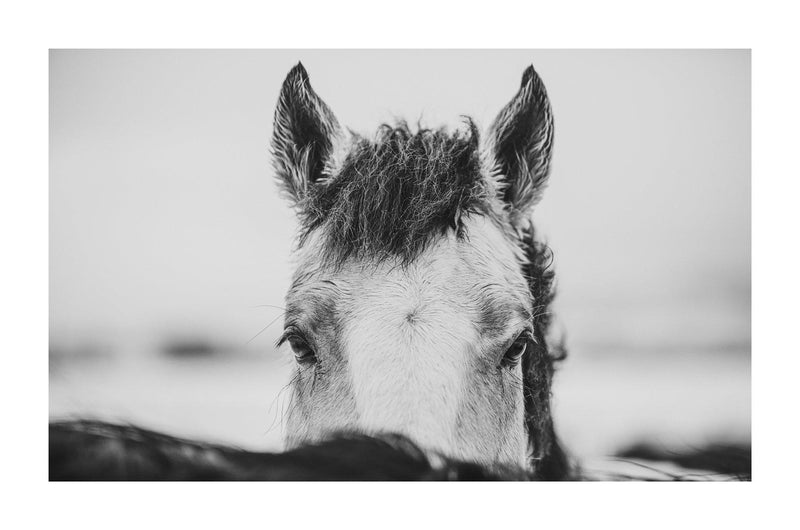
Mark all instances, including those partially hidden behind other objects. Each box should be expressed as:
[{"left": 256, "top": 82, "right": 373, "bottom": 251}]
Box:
[
  {"left": 271, "top": 62, "right": 342, "bottom": 204},
  {"left": 486, "top": 65, "right": 554, "bottom": 221}
]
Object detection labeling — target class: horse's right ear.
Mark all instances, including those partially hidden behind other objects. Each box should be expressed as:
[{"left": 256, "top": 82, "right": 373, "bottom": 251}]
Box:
[{"left": 271, "top": 62, "right": 342, "bottom": 205}]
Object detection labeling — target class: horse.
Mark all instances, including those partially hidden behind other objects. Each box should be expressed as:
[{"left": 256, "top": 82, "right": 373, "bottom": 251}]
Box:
[
  {"left": 47, "top": 62, "right": 750, "bottom": 482},
  {"left": 271, "top": 62, "right": 569, "bottom": 479}
]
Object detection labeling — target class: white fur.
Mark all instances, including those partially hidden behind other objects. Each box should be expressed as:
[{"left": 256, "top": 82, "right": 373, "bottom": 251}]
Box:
[
  {"left": 340, "top": 215, "right": 529, "bottom": 458},
  {"left": 343, "top": 255, "right": 478, "bottom": 453}
]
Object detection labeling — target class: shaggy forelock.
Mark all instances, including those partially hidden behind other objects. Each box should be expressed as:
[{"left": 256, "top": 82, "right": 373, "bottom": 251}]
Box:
[{"left": 296, "top": 121, "right": 495, "bottom": 264}]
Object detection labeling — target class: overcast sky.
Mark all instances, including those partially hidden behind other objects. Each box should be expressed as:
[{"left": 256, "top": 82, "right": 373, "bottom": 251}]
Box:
[{"left": 50, "top": 50, "right": 750, "bottom": 355}]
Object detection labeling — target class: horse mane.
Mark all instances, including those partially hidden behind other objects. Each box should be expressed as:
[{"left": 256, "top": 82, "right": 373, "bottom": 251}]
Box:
[
  {"left": 297, "top": 120, "right": 496, "bottom": 265},
  {"left": 520, "top": 227, "right": 571, "bottom": 479}
]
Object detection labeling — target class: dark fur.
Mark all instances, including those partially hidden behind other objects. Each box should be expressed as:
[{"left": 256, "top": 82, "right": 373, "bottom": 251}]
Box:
[
  {"left": 51, "top": 420, "right": 747, "bottom": 481},
  {"left": 488, "top": 65, "right": 554, "bottom": 221},
  {"left": 49, "top": 420, "right": 530, "bottom": 481},
  {"left": 519, "top": 227, "right": 570, "bottom": 479},
  {"left": 271, "top": 63, "right": 342, "bottom": 201},
  {"left": 299, "top": 121, "right": 493, "bottom": 265}
]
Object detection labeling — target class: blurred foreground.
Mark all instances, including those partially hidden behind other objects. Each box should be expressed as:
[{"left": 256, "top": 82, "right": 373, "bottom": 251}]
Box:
[{"left": 50, "top": 419, "right": 747, "bottom": 481}]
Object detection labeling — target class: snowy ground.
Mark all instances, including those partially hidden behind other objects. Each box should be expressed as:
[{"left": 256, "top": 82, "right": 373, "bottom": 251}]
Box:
[{"left": 49, "top": 347, "right": 750, "bottom": 461}]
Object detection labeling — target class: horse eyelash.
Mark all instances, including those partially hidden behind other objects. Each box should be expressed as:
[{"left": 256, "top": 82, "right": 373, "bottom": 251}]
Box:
[
  {"left": 276, "top": 325, "right": 313, "bottom": 349},
  {"left": 499, "top": 328, "right": 534, "bottom": 353},
  {"left": 275, "top": 328, "right": 297, "bottom": 348}
]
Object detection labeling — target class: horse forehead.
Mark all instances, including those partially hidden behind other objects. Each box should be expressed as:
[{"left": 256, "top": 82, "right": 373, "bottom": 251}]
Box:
[{"left": 287, "top": 215, "right": 531, "bottom": 325}]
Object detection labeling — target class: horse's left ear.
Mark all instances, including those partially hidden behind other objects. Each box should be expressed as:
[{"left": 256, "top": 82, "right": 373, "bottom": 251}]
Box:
[
  {"left": 485, "top": 65, "right": 554, "bottom": 222},
  {"left": 271, "top": 62, "right": 342, "bottom": 205}
]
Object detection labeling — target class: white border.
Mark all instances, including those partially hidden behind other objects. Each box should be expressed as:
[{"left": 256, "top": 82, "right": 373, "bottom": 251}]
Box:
[{"left": 3, "top": 0, "right": 797, "bottom": 528}]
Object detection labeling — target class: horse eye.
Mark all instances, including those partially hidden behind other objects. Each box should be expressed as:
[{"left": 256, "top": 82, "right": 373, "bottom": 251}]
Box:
[
  {"left": 288, "top": 336, "right": 317, "bottom": 365},
  {"left": 501, "top": 333, "right": 530, "bottom": 368}
]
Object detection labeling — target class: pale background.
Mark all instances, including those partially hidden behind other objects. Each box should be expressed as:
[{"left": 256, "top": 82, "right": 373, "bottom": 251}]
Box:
[{"left": 49, "top": 50, "right": 750, "bottom": 459}]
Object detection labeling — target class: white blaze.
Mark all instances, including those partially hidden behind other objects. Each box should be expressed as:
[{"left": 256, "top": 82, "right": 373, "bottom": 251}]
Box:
[{"left": 343, "top": 246, "right": 480, "bottom": 453}]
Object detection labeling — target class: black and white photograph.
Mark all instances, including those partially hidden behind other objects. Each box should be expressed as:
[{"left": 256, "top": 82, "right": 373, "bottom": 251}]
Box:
[
  {"left": 7, "top": 2, "right": 799, "bottom": 526},
  {"left": 48, "top": 49, "right": 750, "bottom": 481}
]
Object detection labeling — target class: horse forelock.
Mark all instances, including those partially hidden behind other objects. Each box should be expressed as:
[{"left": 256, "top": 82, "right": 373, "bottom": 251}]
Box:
[{"left": 295, "top": 120, "right": 506, "bottom": 265}]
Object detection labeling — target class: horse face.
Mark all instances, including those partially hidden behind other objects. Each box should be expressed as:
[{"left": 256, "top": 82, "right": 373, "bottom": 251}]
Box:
[
  {"left": 271, "top": 63, "right": 554, "bottom": 468},
  {"left": 282, "top": 215, "right": 532, "bottom": 465}
]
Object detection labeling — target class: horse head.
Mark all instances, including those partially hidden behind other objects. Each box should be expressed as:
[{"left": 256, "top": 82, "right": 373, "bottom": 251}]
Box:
[{"left": 270, "top": 63, "right": 567, "bottom": 477}]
